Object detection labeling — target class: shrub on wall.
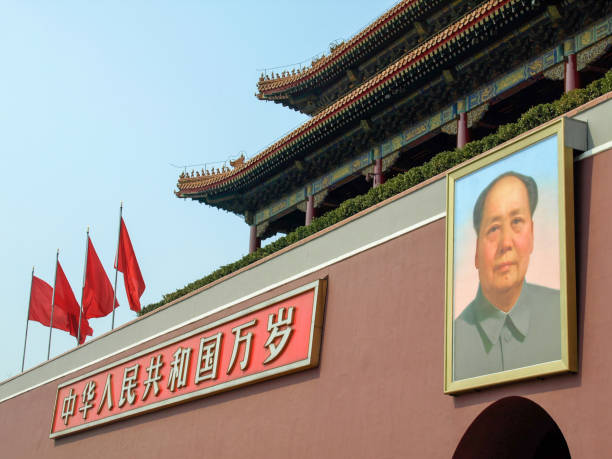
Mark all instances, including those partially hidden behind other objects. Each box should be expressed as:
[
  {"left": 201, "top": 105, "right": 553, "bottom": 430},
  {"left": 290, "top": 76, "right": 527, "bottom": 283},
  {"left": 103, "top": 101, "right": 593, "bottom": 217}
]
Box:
[{"left": 139, "top": 71, "right": 612, "bottom": 316}]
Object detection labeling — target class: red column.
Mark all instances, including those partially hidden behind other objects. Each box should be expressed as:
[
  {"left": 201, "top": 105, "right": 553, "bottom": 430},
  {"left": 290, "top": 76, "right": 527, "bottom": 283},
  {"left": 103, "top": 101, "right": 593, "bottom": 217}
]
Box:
[
  {"left": 305, "top": 195, "right": 315, "bottom": 226},
  {"left": 249, "top": 225, "right": 260, "bottom": 254},
  {"left": 457, "top": 112, "right": 470, "bottom": 148},
  {"left": 373, "top": 158, "right": 385, "bottom": 187},
  {"left": 564, "top": 53, "right": 580, "bottom": 93}
]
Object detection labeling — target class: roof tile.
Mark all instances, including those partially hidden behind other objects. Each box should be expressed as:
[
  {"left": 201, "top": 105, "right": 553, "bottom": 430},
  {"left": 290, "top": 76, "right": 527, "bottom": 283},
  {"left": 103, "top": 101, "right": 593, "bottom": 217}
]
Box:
[{"left": 179, "top": 0, "right": 512, "bottom": 195}]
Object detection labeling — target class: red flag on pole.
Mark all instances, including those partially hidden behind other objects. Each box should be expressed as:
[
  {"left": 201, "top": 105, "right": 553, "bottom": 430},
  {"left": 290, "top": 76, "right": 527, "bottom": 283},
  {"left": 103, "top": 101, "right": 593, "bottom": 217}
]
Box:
[
  {"left": 83, "top": 236, "right": 117, "bottom": 319},
  {"left": 116, "top": 217, "right": 145, "bottom": 312},
  {"left": 55, "top": 262, "right": 92, "bottom": 344},
  {"left": 28, "top": 276, "right": 53, "bottom": 327},
  {"left": 29, "top": 275, "right": 84, "bottom": 336}
]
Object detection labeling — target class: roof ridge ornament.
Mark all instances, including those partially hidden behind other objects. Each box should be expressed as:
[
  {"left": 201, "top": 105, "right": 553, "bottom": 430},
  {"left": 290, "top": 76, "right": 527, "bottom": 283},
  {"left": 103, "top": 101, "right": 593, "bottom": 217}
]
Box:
[
  {"left": 180, "top": 0, "right": 540, "bottom": 196},
  {"left": 256, "top": 0, "right": 436, "bottom": 98}
]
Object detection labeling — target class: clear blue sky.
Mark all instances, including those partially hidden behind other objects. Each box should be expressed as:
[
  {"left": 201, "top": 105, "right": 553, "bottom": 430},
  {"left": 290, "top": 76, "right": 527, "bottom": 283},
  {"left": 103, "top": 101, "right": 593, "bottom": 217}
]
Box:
[{"left": 0, "top": 1, "right": 397, "bottom": 380}]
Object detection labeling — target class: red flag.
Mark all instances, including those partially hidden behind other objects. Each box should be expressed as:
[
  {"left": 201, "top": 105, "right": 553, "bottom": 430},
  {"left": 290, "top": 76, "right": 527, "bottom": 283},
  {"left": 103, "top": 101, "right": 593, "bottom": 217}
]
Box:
[
  {"left": 28, "top": 276, "right": 56, "bottom": 331},
  {"left": 28, "top": 276, "right": 54, "bottom": 326},
  {"left": 29, "top": 275, "right": 85, "bottom": 337},
  {"left": 83, "top": 236, "right": 117, "bottom": 319},
  {"left": 116, "top": 217, "right": 145, "bottom": 311},
  {"left": 55, "top": 262, "right": 92, "bottom": 344}
]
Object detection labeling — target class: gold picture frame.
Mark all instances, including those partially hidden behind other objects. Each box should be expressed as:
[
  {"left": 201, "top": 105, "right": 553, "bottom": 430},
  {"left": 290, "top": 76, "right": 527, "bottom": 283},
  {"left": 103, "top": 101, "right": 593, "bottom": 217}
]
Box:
[{"left": 444, "top": 118, "right": 577, "bottom": 394}]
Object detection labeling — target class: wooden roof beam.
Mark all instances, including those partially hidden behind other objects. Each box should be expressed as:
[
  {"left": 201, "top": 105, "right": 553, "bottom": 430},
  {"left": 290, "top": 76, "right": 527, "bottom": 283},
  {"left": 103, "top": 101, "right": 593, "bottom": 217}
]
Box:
[
  {"left": 585, "top": 64, "right": 610, "bottom": 75},
  {"left": 442, "top": 69, "right": 456, "bottom": 83},
  {"left": 202, "top": 193, "right": 239, "bottom": 204},
  {"left": 414, "top": 21, "right": 428, "bottom": 38},
  {"left": 547, "top": 5, "right": 562, "bottom": 22},
  {"left": 360, "top": 119, "right": 372, "bottom": 132}
]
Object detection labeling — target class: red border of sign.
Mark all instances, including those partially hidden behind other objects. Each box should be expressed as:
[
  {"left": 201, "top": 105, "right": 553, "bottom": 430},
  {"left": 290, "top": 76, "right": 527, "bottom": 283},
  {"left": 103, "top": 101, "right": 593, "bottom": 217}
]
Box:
[{"left": 50, "top": 278, "right": 327, "bottom": 438}]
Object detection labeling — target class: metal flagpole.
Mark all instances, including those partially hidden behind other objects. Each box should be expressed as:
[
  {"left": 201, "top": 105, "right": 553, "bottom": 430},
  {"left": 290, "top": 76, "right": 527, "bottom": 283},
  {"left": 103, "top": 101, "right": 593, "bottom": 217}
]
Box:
[
  {"left": 21, "top": 266, "right": 35, "bottom": 372},
  {"left": 78, "top": 228, "right": 89, "bottom": 345},
  {"left": 111, "top": 202, "right": 123, "bottom": 330},
  {"left": 47, "top": 250, "right": 59, "bottom": 360}
]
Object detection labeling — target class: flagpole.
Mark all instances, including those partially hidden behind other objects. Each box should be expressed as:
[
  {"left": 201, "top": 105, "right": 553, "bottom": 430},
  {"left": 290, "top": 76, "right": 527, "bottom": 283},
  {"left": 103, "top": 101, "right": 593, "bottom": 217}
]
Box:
[
  {"left": 21, "top": 266, "right": 35, "bottom": 372},
  {"left": 47, "top": 249, "right": 59, "bottom": 360},
  {"left": 111, "top": 202, "right": 123, "bottom": 330},
  {"left": 78, "top": 228, "right": 89, "bottom": 345}
]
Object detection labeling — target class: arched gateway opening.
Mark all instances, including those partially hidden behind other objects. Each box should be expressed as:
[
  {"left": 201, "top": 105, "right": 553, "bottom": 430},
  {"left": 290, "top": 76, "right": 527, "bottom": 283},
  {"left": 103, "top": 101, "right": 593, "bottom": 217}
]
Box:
[{"left": 453, "top": 396, "right": 570, "bottom": 459}]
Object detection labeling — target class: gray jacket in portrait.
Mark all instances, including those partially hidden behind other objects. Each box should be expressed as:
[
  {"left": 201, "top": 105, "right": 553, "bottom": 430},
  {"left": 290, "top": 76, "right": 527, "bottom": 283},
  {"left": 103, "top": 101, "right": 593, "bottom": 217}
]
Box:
[{"left": 453, "top": 282, "right": 561, "bottom": 381}]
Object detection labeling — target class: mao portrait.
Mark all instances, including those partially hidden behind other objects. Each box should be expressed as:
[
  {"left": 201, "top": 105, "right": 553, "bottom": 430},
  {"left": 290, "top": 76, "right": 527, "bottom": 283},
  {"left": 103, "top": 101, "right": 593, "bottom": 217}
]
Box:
[
  {"left": 453, "top": 171, "right": 560, "bottom": 380},
  {"left": 444, "top": 122, "right": 577, "bottom": 394}
]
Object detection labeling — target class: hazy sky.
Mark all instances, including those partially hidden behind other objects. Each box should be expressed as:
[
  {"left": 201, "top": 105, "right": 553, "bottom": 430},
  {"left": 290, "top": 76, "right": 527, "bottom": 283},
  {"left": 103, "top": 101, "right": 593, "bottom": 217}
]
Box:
[{"left": 0, "top": 1, "right": 397, "bottom": 380}]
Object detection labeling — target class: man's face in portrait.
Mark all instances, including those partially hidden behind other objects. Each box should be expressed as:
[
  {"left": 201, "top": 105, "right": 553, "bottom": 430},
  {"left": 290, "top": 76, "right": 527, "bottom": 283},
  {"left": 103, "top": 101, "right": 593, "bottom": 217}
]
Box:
[{"left": 475, "top": 175, "right": 534, "bottom": 311}]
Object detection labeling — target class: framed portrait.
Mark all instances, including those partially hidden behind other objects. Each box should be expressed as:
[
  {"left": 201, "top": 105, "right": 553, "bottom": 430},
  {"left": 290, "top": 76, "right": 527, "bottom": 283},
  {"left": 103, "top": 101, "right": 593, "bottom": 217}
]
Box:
[{"left": 444, "top": 118, "right": 581, "bottom": 394}]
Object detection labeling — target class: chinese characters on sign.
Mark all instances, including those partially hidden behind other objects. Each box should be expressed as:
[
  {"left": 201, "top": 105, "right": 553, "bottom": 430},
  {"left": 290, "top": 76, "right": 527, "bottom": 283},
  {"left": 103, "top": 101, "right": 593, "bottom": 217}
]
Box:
[{"left": 50, "top": 279, "right": 326, "bottom": 438}]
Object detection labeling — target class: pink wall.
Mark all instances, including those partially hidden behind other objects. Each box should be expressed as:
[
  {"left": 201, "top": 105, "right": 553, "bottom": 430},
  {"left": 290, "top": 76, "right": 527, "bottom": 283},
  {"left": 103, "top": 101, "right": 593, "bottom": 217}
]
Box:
[{"left": 1, "top": 149, "right": 611, "bottom": 458}]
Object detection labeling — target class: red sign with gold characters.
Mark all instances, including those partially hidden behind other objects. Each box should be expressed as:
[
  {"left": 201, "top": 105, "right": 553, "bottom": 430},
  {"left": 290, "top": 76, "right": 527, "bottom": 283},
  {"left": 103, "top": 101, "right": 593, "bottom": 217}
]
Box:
[{"left": 50, "top": 279, "right": 327, "bottom": 438}]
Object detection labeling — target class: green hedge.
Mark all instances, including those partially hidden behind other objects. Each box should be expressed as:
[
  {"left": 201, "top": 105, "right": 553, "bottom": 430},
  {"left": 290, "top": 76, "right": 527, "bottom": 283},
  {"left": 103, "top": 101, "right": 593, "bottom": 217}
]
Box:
[{"left": 139, "top": 70, "right": 612, "bottom": 316}]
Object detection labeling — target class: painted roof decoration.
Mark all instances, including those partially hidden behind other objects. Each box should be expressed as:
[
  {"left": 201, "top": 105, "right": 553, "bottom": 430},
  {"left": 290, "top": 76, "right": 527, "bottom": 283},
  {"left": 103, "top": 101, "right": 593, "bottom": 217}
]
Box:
[
  {"left": 177, "top": 0, "right": 541, "bottom": 201},
  {"left": 256, "top": 0, "right": 440, "bottom": 101}
]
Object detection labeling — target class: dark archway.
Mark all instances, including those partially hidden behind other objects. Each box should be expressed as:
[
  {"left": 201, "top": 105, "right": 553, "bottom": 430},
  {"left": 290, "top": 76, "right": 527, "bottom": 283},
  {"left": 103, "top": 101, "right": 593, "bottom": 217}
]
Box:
[{"left": 454, "top": 396, "right": 570, "bottom": 459}]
